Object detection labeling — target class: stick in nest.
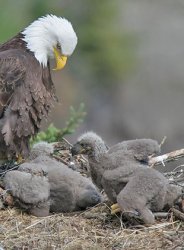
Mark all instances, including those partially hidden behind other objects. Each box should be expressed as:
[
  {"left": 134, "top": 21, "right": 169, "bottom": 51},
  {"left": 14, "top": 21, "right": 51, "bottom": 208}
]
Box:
[
  {"left": 149, "top": 148, "right": 184, "bottom": 168},
  {"left": 170, "top": 207, "right": 184, "bottom": 221}
]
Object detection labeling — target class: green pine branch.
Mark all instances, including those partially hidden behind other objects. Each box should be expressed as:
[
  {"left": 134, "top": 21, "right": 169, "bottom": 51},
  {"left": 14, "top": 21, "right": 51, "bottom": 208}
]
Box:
[{"left": 30, "top": 103, "right": 86, "bottom": 144}]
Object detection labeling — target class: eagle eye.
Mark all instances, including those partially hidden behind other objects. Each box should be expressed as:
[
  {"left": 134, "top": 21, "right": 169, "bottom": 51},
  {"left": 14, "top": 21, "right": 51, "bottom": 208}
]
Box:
[{"left": 56, "top": 43, "right": 61, "bottom": 50}]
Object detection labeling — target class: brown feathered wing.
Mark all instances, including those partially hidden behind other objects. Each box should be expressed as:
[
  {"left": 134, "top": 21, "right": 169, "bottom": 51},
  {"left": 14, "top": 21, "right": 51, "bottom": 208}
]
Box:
[{"left": 0, "top": 49, "right": 56, "bottom": 159}]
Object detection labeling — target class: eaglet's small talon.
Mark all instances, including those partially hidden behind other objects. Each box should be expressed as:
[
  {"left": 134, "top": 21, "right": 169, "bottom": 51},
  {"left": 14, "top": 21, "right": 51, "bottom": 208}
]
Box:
[{"left": 111, "top": 203, "right": 122, "bottom": 215}]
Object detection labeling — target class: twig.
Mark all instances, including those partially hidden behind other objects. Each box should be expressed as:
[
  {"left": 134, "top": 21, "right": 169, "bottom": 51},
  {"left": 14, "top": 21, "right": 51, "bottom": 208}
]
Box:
[
  {"left": 0, "top": 163, "right": 20, "bottom": 177},
  {"left": 173, "top": 165, "right": 184, "bottom": 172},
  {"left": 159, "top": 136, "right": 167, "bottom": 148},
  {"left": 52, "top": 155, "right": 69, "bottom": 166},
  {"left": 24, "top": 218, "right": 47, "bottom": 230},
  {"left": 170, "top": 208, "right": 184, "bottom": 221},
  {"left": 149, "top": 148, "right": 184, "bottom": 167},
  {"left": 153, "top": 212, "right": 169, "bottom": 219},
  {"left": 62, "top": 137, "right": 73, "bottom": 147},
  {"left": 170, "top": 177, "right": 184, "bottom": 183},
  {"left": 146, "top": 221, "right": 178, "bottom": 230}
]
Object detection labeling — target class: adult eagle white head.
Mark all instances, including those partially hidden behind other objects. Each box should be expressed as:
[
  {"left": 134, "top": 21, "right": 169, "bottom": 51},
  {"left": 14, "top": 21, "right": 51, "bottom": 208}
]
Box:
[{"left": 0, "top": 14, "right": 77, "bottom": 160}]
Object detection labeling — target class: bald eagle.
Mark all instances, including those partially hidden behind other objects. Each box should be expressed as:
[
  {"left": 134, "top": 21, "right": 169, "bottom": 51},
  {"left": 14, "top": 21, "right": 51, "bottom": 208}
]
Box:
[{"left": 0, "top": 15, "right": 77, "bottom": 160}]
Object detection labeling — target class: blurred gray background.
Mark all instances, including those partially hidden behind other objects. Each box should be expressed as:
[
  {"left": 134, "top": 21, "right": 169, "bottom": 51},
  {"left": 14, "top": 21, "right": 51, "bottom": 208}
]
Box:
[{"left": 1, "top": 0, "right": 184, "bottom": 153}]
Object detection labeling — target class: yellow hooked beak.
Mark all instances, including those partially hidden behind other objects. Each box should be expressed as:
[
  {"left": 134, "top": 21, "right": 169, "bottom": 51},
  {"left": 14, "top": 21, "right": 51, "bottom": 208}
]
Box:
[{"left": 53, "top": 47, "right": 67, "bottom": 71}]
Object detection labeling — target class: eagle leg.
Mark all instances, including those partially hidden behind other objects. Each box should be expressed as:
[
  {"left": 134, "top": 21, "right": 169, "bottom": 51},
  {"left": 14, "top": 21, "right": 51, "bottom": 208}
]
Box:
[
  {"left": 16, "top": 154, "right": 25, "bottom": 164},
  {"left": 111, "top": 203, "right": 121, "bottom": 215}
]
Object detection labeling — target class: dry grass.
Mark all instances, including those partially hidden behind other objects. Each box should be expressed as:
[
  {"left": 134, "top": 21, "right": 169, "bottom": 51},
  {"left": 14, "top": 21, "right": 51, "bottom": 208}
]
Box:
[{"left": 1, "top": 204, "right": 184, "bottom": 250}]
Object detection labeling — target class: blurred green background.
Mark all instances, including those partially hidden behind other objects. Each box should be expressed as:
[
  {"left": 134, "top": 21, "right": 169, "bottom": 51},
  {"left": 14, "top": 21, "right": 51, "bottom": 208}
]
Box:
[
  {"left": 1, "top": 0, "right": 184, "bottom": 154},
  {"left": 0, "top": 0, "right": 135, "bottom": 87}
]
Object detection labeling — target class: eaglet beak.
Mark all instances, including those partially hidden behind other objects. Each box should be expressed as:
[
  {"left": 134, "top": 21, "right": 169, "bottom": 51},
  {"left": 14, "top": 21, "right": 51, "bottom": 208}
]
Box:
[{"left": 53, "top": 47, "right": 67, "bottom": 71}]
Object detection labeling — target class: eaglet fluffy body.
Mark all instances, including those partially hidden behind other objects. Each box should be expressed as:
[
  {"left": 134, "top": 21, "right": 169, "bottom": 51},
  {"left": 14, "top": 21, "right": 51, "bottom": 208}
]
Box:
[
  {"left": 19, "top": 159, "right": 101, "bottom": 213},
  {"left": 72, "top": 132, "right": 183, "bottom": 224},
  {"left": 3, "top": 170, "right": 50, "bottom": 216},
  {"left": 3, "top": 142, "right": 101, "bottom": 216}
]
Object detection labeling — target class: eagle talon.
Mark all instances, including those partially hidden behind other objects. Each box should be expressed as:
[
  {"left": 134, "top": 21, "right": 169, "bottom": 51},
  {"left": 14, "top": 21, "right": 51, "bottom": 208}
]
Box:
[
  {"left": 16, "top": 154, "right": 24, "bottom": 164},
  {"left": 111, "top": 203, "right": 121, "bottom": 215}
]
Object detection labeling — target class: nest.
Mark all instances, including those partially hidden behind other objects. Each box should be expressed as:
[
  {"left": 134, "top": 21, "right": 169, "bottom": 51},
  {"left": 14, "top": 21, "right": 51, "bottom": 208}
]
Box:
[
  {"left": 0, "top": 204, "right": 184, "bottom": 249},
  {"left": 0, "top": 139, "right": 184, "bottom": 249}
]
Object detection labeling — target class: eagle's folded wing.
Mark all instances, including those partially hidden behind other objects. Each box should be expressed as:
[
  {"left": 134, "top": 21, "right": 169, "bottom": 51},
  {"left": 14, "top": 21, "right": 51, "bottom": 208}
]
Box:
[{"left": 0, "top": 52, "right": 26, "bottom": 117}]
